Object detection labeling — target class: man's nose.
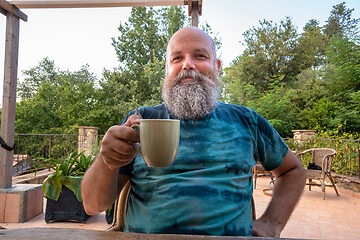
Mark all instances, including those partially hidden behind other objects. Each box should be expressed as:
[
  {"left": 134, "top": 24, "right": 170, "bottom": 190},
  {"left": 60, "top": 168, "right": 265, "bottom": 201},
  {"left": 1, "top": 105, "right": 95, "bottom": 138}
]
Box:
[{"left": 182, "top": 56, "right": 195, "bottom": 70}]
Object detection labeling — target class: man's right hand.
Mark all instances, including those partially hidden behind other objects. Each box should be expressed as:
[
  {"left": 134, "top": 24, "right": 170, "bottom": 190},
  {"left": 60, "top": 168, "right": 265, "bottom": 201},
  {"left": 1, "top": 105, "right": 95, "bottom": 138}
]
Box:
[{"left": 99, "top": 114, "right": 140, "bottom": 169}]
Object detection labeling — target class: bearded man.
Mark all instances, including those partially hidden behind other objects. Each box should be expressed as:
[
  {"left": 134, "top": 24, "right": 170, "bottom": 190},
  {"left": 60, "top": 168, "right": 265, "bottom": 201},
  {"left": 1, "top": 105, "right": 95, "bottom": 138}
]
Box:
[{"left": 82, "top": 27, "right": 305, "bottom": 238}]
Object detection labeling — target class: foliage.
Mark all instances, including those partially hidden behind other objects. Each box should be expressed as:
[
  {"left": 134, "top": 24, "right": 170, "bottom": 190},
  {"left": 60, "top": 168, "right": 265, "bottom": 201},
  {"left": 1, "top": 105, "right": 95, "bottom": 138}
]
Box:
[
  {"left": 223, "top": 2, "right": 360, "bottom": 137},
  {"left": 326, "top": 37, "right": 360, "bottom": 94},
  {"left": 323, "top": 1, "right": 360, "bottom": 39},
  {"left": 253, "top": 86, "right": 298, "bottom": 137},
  {"left": 16, "top": 58, "right": 99, "bottom": 134},
  {"left": 239, "top": 17, "right": 300, "bottom": 92},
  {"left": 39, "top": 152, "right": 95, "bottom": 201},
  {"left": 11, "top": 3, "right": 360, "bottom": 151},
  {"left": 284, "top": 133, "right": 359, "bottom": 177},
  {"left": 295, "top": 19, "right": 328, "bottom": 69}
]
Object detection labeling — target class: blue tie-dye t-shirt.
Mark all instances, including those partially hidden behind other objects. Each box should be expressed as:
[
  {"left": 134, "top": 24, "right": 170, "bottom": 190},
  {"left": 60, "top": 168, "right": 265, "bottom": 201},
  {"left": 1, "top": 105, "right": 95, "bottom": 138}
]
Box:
[{"left": 119, "top": 102, "right": 288, "bottom": 236}]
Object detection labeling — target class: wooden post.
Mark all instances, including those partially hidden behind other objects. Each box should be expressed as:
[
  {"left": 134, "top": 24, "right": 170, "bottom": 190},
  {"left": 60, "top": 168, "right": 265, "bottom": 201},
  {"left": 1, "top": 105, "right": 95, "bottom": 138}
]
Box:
[
  {"left": 191, "top": 1, "right": 199, "bottom": 27},
  {"left": 188, "top": 0, "right": 202, "bottom": 27},
  {"left": 0, "top": 12, "right": 20, "bottom": 189}
]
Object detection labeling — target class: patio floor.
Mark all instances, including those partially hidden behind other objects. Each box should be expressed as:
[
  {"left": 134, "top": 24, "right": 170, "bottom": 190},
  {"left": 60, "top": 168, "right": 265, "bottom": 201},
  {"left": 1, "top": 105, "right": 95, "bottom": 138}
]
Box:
[{"left": 2, "top": 176, "right": 360, "bottom": 239}]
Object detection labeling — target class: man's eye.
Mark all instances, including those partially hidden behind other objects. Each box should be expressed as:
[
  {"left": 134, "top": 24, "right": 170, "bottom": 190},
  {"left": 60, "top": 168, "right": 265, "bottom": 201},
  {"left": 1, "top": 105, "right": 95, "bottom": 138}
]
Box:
[
  {"left": 172, "top": 56, "right": 182, "bottom": 62},
  {"left": 196, "top": 54, "right": 206, "bottom": 59}
]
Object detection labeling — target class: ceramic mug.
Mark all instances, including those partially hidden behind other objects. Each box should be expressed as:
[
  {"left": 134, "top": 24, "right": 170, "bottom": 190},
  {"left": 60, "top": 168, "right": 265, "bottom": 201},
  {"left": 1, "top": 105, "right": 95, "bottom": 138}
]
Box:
[{"left": 131, "top": 119, "right": 180, "bottom": 167}]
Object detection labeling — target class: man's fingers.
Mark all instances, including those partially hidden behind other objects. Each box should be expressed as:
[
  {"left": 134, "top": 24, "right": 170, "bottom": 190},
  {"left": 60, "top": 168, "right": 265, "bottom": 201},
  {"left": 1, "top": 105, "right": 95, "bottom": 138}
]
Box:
[
  {"left": 123, "top": 114, "right": 141, "bottom": 127},
  {"left": 99, "top": 117, "right": 142, "bottom": 169},
  {"left": 105, "top": 124, "right": 139, "bottom": 143}
]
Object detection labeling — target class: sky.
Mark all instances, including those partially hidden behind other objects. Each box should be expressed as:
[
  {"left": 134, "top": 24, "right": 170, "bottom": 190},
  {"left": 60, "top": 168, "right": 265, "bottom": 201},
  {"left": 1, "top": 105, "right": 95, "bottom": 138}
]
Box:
[{"left": 1, "top": 0, "right": 360, "bottom": 105}]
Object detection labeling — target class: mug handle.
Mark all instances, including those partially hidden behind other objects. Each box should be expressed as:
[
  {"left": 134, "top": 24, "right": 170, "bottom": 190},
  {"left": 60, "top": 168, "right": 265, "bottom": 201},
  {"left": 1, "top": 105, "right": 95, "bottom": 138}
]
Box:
[{"left": 130, "top": 124, "right": 142, "bottom": 156}]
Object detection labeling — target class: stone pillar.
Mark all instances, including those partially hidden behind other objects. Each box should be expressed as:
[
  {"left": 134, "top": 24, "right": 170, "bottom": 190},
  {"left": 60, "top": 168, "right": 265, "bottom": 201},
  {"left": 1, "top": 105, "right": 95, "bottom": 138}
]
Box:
[
  {"left": 78, "top": 126, "right": 99, "bottom": 156},
  {"left": 292, "top": 130, "right": 316, "bottom": 147}
]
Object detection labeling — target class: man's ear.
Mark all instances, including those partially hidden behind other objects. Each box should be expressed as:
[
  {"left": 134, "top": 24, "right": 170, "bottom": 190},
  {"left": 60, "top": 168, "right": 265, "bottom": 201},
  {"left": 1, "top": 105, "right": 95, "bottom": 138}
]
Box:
[{"left": 216, "top": 59, "right": 221, "bottom": 74}]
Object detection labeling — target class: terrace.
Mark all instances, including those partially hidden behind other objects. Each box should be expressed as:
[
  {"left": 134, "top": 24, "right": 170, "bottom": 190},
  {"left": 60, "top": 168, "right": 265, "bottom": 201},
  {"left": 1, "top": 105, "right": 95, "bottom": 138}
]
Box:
[
  {"left": 1, "top": 1, "right": 360, "bottom": 239},
  {"left": 1, "top": 176, "right": 360, "bottom": 239},
  {"left": 1, "top": 130, "right": 360, "bottom": 237},
  {"left": 0, "top": 131, "right": 359, "bottom": 240}
]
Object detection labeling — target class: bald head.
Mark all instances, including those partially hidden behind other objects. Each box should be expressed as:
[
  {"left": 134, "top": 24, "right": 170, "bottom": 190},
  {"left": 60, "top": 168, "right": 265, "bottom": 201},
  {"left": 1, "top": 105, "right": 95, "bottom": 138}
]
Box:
[{"left": 166, "top": 27, "right": 217, "bottom": 66}]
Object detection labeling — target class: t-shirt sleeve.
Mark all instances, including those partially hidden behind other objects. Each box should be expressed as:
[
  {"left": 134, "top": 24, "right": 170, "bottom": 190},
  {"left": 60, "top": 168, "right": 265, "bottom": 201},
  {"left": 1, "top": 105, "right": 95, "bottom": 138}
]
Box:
[{"left": 253, "top": 113, "right": 288, "bottom": 171}]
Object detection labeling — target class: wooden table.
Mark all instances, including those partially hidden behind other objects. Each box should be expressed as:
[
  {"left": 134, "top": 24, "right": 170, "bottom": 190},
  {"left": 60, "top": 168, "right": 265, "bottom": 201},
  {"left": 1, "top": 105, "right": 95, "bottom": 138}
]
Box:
[{"left": 0, "top": 228, "right": 305, "bottom": 240}]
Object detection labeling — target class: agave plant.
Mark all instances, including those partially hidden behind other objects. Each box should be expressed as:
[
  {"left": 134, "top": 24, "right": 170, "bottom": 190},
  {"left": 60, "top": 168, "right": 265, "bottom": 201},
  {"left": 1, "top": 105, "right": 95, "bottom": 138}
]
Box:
[{"left": 40, "top": 152, "right": 95, "bottom": 201}]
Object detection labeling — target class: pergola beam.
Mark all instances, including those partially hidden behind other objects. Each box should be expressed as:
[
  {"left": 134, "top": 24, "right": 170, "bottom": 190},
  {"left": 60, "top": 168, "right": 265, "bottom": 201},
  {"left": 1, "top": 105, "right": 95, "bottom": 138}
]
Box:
[
  {"left": 0, "top": 0, "right": 27, "bottom": 20},
  {"left": 8, "top": 0, "right": 187, "bottom": 8}
]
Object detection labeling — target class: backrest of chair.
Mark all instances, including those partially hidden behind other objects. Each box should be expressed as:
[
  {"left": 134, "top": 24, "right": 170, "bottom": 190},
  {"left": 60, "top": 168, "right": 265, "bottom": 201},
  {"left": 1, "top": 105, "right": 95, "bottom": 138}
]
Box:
[
  {"left": 311, "top": 148, "right": 336, "bottom": 172},
  {"left": 107, "top": 181, "right": 131, "bottom": 232}
]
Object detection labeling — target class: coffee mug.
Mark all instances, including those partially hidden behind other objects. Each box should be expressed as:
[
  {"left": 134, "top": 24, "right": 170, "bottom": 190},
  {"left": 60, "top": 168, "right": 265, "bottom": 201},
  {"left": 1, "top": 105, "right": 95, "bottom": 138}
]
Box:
[{"left": 131, "top": 119, "right": 180, "bottom": 167}]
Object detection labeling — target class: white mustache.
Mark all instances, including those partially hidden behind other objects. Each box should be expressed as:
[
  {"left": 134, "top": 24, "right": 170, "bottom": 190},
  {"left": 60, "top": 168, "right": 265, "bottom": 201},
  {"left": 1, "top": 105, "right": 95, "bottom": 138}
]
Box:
[{"left": 175, "top": 70, "right": 215, "bottom": 86}]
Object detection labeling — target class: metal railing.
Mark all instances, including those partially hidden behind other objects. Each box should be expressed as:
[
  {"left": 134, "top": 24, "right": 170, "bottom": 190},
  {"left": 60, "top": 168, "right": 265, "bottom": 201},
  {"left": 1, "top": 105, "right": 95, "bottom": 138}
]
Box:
[
  {"left": 12, "top": 133, "right": 96, "bottom": 176},
  {"left": 12, "top": 134, "right": 359, "bottom": 178},
  {"left": 284, "top": 138, "right": 360, "bottom": 178}
]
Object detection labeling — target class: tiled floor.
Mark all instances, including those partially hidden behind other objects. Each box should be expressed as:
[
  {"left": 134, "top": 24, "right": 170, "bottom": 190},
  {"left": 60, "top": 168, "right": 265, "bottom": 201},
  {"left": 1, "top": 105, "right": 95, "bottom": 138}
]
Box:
[
  {"left": 2, "top": 176, "right": 360, "bottom": 239},
  {"left": 253, "top": 177, "right": 360, "bottom": 240}
]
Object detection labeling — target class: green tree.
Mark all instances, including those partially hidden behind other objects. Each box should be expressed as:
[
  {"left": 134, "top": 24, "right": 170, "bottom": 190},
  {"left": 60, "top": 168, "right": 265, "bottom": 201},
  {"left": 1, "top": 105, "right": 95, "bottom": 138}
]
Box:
[
  {"left": 295, "top": 19, "right": 328, "bottom": 71},
  {"left": 242, "top": 17, "right": 299, "bottom": 90},
  {"left": 326, "top": 37, "right": 360, "bottom": 94},
  {"left": 324, "top": 1, "right": 359, "bottom": 39},
  {"left": 16, "top": 58, "right": 98, "bottom": 134},
  {"left": 322, "top": 37, "right": 360, "bottom": 133},
  {"left": 224, "top": 17, "right": 315, "bottom": 94},
  {"left": 255, "top": 87, "right": 298, "bottom": 137}
]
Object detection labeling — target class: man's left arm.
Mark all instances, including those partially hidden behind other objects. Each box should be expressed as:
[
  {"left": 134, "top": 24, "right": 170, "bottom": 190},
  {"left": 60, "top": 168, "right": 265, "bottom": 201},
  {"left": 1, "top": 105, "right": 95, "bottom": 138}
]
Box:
[{"left": 252, "top": 148, "right": 306, "bottom": 237}]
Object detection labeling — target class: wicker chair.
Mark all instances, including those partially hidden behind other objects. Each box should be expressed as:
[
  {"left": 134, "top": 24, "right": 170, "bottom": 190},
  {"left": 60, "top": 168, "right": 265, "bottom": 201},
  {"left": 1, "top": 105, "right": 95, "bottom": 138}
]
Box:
[
  {"left": 252, "top": 162, "right": 273, "bottom": 189},
  {"left": 107, "top": 181, "right": 257, "bottom": 231},
  {"left": 296, "top": 148, "right": 339, "bottom": 200}
]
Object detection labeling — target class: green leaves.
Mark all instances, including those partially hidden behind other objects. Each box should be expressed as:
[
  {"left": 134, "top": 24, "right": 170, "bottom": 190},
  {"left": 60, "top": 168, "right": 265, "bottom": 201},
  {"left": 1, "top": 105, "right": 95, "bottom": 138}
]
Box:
[
  {"left": 323, "top": 1, "right": 360, "bottom": 39},
  {"left": 40, "top": 152, "right": 95, "bottom": 201},
  {"left": 38, "top": 152, "right": 94, "bottom": 177},
  {"left": 16, "top": 58, "right": 98, "bottom": 134},
  {"left": 241, "top": 16, "right": 299, "bottom": 91},
  {"left": 43, "top": 175, "right": 83, "bottom": 202},
  {"left": 222, "top": 2, "right": 360, "bottom": 137}
]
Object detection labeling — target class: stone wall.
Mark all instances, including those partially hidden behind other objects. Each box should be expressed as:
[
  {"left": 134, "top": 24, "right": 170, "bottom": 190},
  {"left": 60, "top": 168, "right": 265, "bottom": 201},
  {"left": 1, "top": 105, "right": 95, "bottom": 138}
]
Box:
[
  {"left": 78, "top": 126, "right": 99, "bottom": 156},
  {"left": 333, "top": 173, "right": 360, "bottom": 193},
  {"left": 292, "top": 130, "right": 316, "bottom": 143}
]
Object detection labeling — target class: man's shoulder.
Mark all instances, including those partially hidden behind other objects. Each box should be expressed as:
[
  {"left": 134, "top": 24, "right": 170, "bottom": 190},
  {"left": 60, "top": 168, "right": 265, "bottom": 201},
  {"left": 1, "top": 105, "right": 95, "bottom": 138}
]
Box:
[
  {"left": 216, "top": 102, "right": 258, "bottom": 118},
  {"left": 139, "top": 103, "right": 170, "bottom": 119},
  {"left": 119, "top": 103, "right": 168, "bottom": 125}
]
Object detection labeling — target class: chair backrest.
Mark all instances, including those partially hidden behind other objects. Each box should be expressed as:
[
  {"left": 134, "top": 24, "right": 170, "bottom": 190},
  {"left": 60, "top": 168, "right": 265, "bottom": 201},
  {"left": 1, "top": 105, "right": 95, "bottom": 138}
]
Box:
[{"left": 310, "top": 148, "right": 336, "bottom": 172}]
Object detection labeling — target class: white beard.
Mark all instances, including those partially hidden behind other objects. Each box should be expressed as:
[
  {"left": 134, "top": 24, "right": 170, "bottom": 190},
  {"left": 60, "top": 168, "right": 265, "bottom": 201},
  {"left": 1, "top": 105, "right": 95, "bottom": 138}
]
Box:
[{"left": 162, "top": 70, "right": 219, "bottom": 120}]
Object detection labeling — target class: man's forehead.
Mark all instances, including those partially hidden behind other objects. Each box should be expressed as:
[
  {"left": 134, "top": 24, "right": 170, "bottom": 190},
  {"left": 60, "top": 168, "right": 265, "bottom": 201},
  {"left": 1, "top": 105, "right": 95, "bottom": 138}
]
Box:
[{"left": 169, "top": 47, "right": 210, "bottom": 56}]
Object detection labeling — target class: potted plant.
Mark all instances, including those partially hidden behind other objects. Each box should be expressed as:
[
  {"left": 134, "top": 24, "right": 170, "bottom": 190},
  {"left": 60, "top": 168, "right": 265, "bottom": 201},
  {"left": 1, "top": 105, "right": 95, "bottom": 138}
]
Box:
[{"left": 38, "top": 152, "right": 94, "bottom": 223}]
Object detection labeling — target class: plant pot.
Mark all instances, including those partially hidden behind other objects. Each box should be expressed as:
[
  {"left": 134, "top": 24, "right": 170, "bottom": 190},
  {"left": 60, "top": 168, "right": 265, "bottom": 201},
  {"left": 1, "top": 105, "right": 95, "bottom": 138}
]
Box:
[{"left": 45, "top": 185, "right": 90, "bottom": 223}]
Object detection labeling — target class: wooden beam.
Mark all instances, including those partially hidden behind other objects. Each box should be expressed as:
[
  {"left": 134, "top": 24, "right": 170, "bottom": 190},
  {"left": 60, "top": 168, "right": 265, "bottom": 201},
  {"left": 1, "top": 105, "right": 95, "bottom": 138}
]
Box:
[
  {"left": 8, "top": 0, "right": 186, "bottom": 8},
  {"left": 0, "top": 0, "right": 27, "bottom": 21},
  {"left": 187, "top": 0, "right": 201, "bottom": 16},
  {"left": 191, "top": 2, "right": 198, "bottom": 27},
  {"left": 0, "top": 5, "right": 6, "bottom": 15},
  {"left": 0, "top": 12, "right": 20, "bottom": 189},
  {"left": 189, "top": 0, "right": 200, "bottom": 27}
]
